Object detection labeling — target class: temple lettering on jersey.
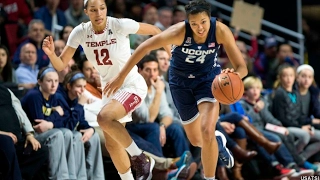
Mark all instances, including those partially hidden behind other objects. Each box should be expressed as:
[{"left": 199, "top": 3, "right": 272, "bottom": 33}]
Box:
[{"left": 85, "top": 38, "right": 117, "bottom": 47}]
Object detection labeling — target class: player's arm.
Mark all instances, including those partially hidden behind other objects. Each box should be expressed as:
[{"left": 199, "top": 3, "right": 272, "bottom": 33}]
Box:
[
  {"left": 216, "top": 21, "right": 248, "bottom": 79},
  {"left": 51, "top": 46, "right": 76, "bottom": 71},
  {"left": 136, "top": 23, "right": 162, "bottom": 36},
  {"left": 136, "top": 23, "right": 172, "bottom": 56},
  {"left": 42, "top": 36, "right": 77, "bottom": 71},
  {"left": 120, "top": 22, "right": 184, "bottom": 79}
]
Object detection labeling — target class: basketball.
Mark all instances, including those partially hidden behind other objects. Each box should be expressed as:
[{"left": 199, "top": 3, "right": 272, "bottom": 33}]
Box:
[{"left": 211, "top": 72, "right": 244, "bottom": 105}]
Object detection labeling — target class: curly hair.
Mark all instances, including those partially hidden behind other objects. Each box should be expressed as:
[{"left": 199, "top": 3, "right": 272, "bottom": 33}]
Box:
[{"left": 185, "top": 0, "right": 211, "bottom": 18}]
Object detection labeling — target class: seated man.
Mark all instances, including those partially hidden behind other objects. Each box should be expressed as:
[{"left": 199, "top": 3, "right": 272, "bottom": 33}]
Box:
[
  {"left": 0, "top": 84, "right": 48, "bottom": 179},
  {"left": 15, "top": 43, "right": 38, "bottom": 87}
]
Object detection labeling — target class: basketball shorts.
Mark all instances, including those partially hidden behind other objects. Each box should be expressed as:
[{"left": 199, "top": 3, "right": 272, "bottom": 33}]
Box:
[
  {"left": 169, "top": 67, "right": 221, "bottom": 125},
  {"left": 101, "top": 74, "right": 147, "bottom": 123}
]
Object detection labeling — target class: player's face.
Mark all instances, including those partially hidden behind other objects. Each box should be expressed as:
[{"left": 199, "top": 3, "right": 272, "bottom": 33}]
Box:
[
  {"left": 84, "top": 0, "right": 107, "bottom": 27},
  {"left": 245, "top": 85, "right": 261, "bottom": 101},
  {"left": 280, "top": 67, "right": 295, "bottom": 89},
  {"left": 297, "top": 69, "right": 314, "bottom": 89},
  {"left": 39, "top": 72, "right": 59, "bottom": 95},
  {"left": 139, "top": 61, "right": 159, "bottom": 86},
  {"left": 68, "top": 79, "right": 86, "bottom": 100},
  {"left": 188, "top": 12, "right": 210, "bottom": 38}
]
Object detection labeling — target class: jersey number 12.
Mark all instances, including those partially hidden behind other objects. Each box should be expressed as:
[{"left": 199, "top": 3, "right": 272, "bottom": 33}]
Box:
[{"left": 94, "top": 49, "right": 113, "bottom": 65}]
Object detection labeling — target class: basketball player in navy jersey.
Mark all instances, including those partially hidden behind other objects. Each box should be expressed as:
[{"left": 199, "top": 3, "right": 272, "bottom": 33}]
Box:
[{"left": 104, "top": 0, "right": 248, "bottom": 179}]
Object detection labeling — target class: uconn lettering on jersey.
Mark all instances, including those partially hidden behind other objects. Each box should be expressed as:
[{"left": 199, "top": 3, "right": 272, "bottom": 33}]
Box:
[
  {"left": 182, "top": 48, "right": 216, "bottom": 56},
  {"left": 85, "top": 38, "right": 117, "bottom": 47}
]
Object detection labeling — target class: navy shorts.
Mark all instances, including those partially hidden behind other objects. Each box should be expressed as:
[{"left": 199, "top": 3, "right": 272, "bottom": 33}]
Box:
[{"left": 169, "top": 67, "right": 221, "bottom": 124}]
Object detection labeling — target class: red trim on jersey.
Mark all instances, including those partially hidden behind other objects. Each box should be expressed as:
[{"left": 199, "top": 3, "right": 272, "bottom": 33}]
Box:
[{"left": 113, "top": 92, "right": 142, "bottom": 113}]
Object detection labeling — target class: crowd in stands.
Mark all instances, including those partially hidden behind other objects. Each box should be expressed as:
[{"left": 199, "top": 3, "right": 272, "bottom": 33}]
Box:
[{"left": 1, "top": 0, "right": 320, "bottom": 180}]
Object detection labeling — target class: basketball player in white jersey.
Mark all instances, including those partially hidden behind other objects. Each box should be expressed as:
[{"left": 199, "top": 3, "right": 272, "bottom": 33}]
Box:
[{"left": 42, "top": 0, "right": 170, "bottom": 179}]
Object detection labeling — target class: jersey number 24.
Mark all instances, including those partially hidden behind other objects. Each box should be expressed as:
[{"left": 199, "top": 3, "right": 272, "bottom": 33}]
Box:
[
  {"left": 94, "top": 49, "right": 113, "bottom": 65},
  {"left": 185, "top": 55, "right": 206, "bottom": 64}
]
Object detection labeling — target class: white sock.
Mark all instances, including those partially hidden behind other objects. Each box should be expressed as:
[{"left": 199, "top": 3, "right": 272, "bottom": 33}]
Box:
[
  {"left": 118, "top": 169, "right": 134, "bottom": 180},
  {"left": 204, "top": 176, "right": 216, "bottom": 180},
  {"left": 125, "top": 141, "right": 142, "bottom": 157}
]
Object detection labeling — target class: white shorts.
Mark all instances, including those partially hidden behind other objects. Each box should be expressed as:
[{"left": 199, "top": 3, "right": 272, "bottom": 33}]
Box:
[{"left": 101, "top": 74, "right": 147, "bottom": 123}]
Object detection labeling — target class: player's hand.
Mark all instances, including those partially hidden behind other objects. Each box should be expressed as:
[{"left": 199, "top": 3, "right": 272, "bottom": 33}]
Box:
[
  {"left": 221, "top": 68, "right": 240, "bottom": 77},
  {"left": 104, "top": 75, "right": 125, "bottom": 97},
  {"left": 42, "top": 36, "right": 55, "bottom": 56}
]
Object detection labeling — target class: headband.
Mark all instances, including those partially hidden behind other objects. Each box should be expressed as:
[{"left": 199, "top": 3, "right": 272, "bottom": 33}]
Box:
[
  {"left": 39, "top": 67, "right": 56, "bottom": 79},
  {"left": 297, "top": 64, "right": 314, "bottom": 75},
  {"left": 69, "top": 73, "right": 85, "bottom": 83}
]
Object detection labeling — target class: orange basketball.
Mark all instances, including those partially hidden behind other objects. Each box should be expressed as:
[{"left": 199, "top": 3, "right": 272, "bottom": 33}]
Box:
[{"left": 211, "top": 72, "right": 244, "bottom": 105}]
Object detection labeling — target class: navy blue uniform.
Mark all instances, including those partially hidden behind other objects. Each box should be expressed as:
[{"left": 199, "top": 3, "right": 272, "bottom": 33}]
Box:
[{"left": 169, "top": 17, "right": 221, "bottom": 124}]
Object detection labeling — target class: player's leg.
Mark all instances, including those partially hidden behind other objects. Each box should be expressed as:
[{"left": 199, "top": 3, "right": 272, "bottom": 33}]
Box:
[
  {"left": 102, "top": 128, "right": 133, "bottom": 179},
  {"left": 197, "top": 101, "right": 219, "bottom": 179}
]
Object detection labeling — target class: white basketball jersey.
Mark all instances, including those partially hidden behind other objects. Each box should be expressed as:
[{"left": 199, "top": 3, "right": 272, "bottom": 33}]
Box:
[{"left": 67, "top": 16, "right": 140, "bottom": 84}]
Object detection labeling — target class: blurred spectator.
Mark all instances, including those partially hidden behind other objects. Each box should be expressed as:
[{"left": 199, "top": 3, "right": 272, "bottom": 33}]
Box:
[
  {"left": 272, "top": 64, "right": 320, "bottom": 174},
  {"left": 133, "top": 54, "right": 190, "bottom": 157},
  {"left": 0, "top": 0, "right": 33, "bottom": 37},
  {"left": 27, "top": 0, "right": 46, "bottom": 12},
  {"left": 142, "top": 3, "right": 158, "bottom": 25},
  {"left": 152, "top": 48, "right": 170, "bottom": 81},
  {"left": 56, "top": 71, "right": 105, "bottom": 179},
  {"left": 54, "top": 39, "right": 65, "bottom": 56},
  {"left": 34, "top": 0, "right": 67, "bottom": 39},
  {"left": 108, "top": 0, "right": 129, "bottom": 18},
  {"left": 172, "top": 5, "right": 186, "bottom": 25},
  {"left": 20, "top": 67, "right": 77, "bottom": 179},
  {"left": 127, "top": 1, "right": 143, "bottom": 22},
  {"left": 242, "top": 76, "right": 316, "bottom": 177},
  {"left": 130, "top": 3, "right": 158, "bottom": 49},
  {"left": 59, "top": 25, "right": 74, "bottom": 43},
  {"left": 0, "top": 84, "right": 48, "bottom": 180},
  {"left": 13, "top": 19, "right": 50, "bottom": 69},
  {"left": 155, "top": 6, "right": 172, "bottom": 31},
  {"left": 303, "top": 19, "right": 320, "bottom": 85},
  {"left": 15, "top": 43, "right": 38, "bottom": 87},
  {"left": 277, "top": 43, "right": 300, "bottom": 67},
  {"left": 64, "top": 0, "right": 89, "bottom": 27},
  {"left": 0, "top": 45, "right": 18, "bottom": 85},
  {"left": 295, "top": 65, "right": 320, "bottom": 129},
  {"left": 254, "top": 36, "right": 278, "bottom": 89}
]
